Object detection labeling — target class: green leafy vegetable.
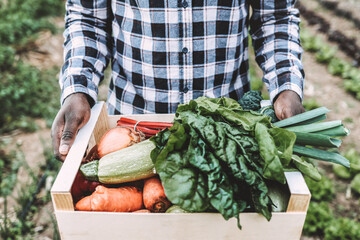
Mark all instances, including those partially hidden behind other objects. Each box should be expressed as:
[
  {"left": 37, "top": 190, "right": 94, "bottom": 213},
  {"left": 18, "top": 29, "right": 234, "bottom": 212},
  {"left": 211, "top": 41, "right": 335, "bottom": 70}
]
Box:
[
  {"left": 291, "top": 155, "right": 321, "bottom": 181},
  {"left": 151, "top": 97, "right": 297, "bottom": 228},
  {"left": 238, "top": 90, "right": 262, "bottom": 110},
  {"left": 150, "top": 96, "right": 350, "bottom": 231}
]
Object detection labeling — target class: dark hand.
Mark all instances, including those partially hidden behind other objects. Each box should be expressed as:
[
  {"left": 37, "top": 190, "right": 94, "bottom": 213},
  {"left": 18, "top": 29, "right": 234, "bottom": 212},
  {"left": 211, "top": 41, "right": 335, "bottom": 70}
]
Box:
[
  {"left": 273, "top": 90, "right": 305, "bottom": 120},
  {"left": 51, "top": 93, "right": 91, "bottom": 161}
]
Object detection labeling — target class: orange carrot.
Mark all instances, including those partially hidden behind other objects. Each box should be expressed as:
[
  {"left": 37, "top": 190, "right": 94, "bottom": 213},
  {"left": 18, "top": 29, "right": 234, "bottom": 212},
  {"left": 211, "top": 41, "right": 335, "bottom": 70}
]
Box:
[
  {"left": 143, "top": 176, "right": 172, "bottom": 213},
  {"left": 132, "top": 209, "right": 151, "bottom": 213},
  {"left": 75, "top": 185, "right": 143, "bottom": 212},
  {"left": 97, "top": 126, "right": 144, "bottom": 158}
]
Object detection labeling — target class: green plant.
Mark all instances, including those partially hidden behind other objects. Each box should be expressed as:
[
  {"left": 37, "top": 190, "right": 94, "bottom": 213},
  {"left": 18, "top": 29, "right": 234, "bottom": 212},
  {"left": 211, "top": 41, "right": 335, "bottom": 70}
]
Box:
[
  {"left": 0, "top": 0, "right": 64, "bottom": 133},
  {"left": 333, "top": 149, "right": 360, "bottom": 179},
  {"left": 351, "top": 173, "right": 360, "bottom": 195},
  {"left": 316, "top": 45, "right": 336, "bottom": 63},
  {"left": 333, "top": 164, "right": 352, "bottom": 179},
  {"left": 324, "top": 217, "right": 360, "bottom": 240},
  {"left": 300, "top": 28, "right": 360, "bottom": 101},
  {"left": 303, "top": 202, "right": 334, "bottom": 236},
  {"left": 305, "top": 174, "right": 335, "bottom": 202},
  {"left": 303, "top": 98, "right": 321, "bottom": 111},
  {"left": 0, "top": 64, "right": 60, "bottom": 133}
]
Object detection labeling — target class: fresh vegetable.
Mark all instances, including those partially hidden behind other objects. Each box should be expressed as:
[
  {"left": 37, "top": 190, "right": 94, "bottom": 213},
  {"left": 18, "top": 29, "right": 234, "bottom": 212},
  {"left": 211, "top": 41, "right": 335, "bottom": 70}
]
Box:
[
  {"left": 80, "top": 139, "right": 156, "bottom": 184},
  {"left": 143, "top": 176, "right": 172, "bottom": 213},
  {"left": 266, "top": 181, "right": 290, "bottom": 212},
  {"left": 291, "top": 155, "right": 321, "bottom": 181},
  {"left": 97, "top": 126, "right": 144, "bottom": 158},
  {"left": 71, "top": 171, "right": 100, "bottom": 202},
  {"left": 150, "top": 97, "right": 296, "bottom": 228},
  {"left": 293, "top": 145, "right": 350, "bottom": 168},
  {"left": 150, "top": 96, "right": 350, "bottom": 229},
  {"left": 75, "top": 185, "right": 143, "bottom": 212},
  {"left": 165, "top": 205, "right": 190, "bottom": 213},
  {"left": 117, "top": 118, "right": 173, "bottom": 137},
  {"left": 273, "top": 107, "right": 330, "bottom": 128},
  {"left": 238, "top": 90, "right": 262, "bottom": 110}
]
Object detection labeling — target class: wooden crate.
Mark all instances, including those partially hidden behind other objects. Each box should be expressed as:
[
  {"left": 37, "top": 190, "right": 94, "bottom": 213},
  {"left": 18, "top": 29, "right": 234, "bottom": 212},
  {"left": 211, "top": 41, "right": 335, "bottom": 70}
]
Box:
[{"left": 51, "top": 102, "right": 311, "bottom": 240}]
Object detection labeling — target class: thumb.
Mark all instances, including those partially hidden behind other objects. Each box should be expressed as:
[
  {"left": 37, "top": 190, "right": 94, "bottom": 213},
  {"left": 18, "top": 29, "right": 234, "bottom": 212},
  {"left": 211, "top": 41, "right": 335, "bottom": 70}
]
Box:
[{"left": 59, "top": 119, "right": 80, "bottom": 156}]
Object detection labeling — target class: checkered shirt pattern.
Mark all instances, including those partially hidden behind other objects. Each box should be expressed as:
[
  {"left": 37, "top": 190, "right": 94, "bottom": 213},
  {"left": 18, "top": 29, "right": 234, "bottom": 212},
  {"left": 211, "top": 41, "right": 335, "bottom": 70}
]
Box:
[{"left": 60, "top": 0, "right": 304, "bottom": 115}]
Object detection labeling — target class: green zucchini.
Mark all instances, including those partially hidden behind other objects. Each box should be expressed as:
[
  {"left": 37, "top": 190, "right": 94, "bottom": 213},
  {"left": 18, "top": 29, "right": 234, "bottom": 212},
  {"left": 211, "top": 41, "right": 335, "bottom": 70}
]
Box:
[{"left": 80, "top": 139, "right": 156, "bottom": 184}]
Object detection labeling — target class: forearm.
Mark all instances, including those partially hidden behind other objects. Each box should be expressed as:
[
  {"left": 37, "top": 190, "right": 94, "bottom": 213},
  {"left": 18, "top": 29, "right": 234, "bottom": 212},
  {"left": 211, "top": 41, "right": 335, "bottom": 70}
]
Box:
[
  {"left": 60, "top": 0, "right": 113, "bottom": 106},
  {"left": 249, "top": 0, "right": 304, "bottom": 103}
]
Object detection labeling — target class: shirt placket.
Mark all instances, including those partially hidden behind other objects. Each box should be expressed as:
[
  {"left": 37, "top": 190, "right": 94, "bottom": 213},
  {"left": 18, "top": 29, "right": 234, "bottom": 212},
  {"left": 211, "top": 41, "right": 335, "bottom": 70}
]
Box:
[{"left": 181, "top": 0, "right": 193, "bottom": 103}]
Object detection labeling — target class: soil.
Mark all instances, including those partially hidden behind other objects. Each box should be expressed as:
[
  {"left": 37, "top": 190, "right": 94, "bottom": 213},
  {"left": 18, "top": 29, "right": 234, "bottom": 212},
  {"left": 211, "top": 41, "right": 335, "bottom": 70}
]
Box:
[{"left": 1, "top": 5, "right": 360, "bottom": 239}]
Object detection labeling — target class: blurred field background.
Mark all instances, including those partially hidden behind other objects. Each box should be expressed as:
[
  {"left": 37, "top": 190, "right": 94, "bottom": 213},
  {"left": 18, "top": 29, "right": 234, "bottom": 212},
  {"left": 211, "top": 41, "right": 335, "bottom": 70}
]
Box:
[{"left": 0, "top": 0, "right": 360, "bottom": 239}]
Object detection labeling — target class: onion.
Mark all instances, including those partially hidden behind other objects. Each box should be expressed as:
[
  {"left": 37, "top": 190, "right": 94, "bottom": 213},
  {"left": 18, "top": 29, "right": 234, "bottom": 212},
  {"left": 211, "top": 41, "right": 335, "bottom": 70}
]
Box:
[{"left": 97, "top": 126, "right": 144, "bottom": 158}]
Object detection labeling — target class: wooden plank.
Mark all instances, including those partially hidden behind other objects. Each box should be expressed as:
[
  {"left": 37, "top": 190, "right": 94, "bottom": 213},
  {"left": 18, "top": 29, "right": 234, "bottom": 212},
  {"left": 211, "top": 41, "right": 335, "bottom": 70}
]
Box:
[
  {"left": 287, "top": 194, "right": 311, "bottom": 213},
  {"left": 55, "top": 211, "right": 306, "bottom": 240},
  {"left": 92, "top": 103, "right": 109, "bottom": 143},
  {"left": 52, "top": 193, "right": 74, "bottom": 212},
  {"left": 285, "top": 172, "right": 311, "bottom": 213},
  {"left": 285, "top": 172, "right": 310, "bottom": 195},
  {"left": 51, "top": 102, "right": 105, "bottom": 211}
]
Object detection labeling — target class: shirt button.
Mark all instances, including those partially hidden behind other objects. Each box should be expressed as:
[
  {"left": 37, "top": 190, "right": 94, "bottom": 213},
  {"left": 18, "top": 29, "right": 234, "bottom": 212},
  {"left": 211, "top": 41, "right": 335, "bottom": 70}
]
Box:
[
  {"left": 183, "top": 86, "right": 189, "bottom": 93},
  {"left": 182, "top": 47, "right": 188, "bottom": 54},
  {"left": 182, "top": 1, "right": 188, "bottom": 8}
]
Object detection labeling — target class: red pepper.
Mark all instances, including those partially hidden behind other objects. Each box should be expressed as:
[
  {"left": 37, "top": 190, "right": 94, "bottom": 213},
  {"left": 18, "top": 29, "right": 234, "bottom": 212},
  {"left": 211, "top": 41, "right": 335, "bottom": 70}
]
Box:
[{"left": 71, "top": 171, "right": 100, "bottom": 203}]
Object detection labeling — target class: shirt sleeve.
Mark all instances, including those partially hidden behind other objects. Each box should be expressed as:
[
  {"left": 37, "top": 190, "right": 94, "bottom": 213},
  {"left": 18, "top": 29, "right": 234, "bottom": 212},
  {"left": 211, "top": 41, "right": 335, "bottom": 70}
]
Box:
[
  {"left": 249, "top": 0, "right": 304, "bottom": 103},
  {"left": 59, "top": 0, "right": 113, "bottom": 106}
]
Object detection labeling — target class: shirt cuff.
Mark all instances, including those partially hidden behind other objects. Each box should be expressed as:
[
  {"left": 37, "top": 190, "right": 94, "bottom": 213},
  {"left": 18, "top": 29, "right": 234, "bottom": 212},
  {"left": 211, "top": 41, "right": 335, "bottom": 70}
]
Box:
[
  {"left": 61, "top": 76, "right": 98, "bottom": 107},
  {"left": 269, "top": 73, "right": 303, "bottom": 104}
]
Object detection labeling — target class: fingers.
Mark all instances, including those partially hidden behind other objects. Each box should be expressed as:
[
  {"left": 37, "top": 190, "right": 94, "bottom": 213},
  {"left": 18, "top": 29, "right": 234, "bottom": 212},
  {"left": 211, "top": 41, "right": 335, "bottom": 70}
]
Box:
[
  {"left": 51, "top": 112, "right": 66, "bottom": 161},
  {"left": 51, "top": 93, "right": 92, "bottom": 162},
  {"left": 274, "top": 90, "right": 305, "bottom": 120},
  {"left": 58, "top": 113, "right": 85, "bottom": 160}
]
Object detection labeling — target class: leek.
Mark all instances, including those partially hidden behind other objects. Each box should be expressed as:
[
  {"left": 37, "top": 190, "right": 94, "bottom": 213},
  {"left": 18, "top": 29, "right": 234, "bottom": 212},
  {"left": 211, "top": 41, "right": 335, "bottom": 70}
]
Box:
[
  {"left": 293, "top": 131, "right": 342, "bottom": 148},
  {"left": 273, "top": 107, "right": 330, "bottom": 128},
  {"left": 285, "top": 120, "right": 342, "bottom": 133},
  {"left": 314, "top": 125, "right": 350, "bottom": 137},
  {"left": 293, "top": 145, "right": 350, "bottom": 168}
]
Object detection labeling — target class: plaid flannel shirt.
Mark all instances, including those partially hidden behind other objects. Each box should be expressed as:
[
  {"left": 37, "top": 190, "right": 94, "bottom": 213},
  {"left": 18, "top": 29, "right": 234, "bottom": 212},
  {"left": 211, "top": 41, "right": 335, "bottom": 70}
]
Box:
[{"left": 60, "top": 0, "right": 304, "bottom": 114}]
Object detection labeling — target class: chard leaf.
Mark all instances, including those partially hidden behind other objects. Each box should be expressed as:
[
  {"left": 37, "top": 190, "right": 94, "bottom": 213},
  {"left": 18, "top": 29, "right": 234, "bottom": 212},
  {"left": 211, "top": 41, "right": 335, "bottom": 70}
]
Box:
[
  {"left": 291, "top": 155, "right": 321, "bottom": 181},
  {"left": 268, "top": 127, "right": 296, "bottom": 166},
  {"left": 255, "top": 123, "right": 286, "bottom": 184}
]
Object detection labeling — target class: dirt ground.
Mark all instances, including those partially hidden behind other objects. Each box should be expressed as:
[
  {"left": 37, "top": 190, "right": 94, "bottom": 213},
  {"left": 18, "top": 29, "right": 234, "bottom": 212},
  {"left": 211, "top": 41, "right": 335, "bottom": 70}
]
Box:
[{"left": 1, "top": 4, "right": 360, "bottom": 239}]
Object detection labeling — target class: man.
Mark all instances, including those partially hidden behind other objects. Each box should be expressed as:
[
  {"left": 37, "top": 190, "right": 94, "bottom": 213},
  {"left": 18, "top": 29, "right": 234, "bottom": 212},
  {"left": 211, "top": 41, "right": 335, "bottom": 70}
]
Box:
[{"left": 52, "top": 0, "right": 305, "bottom": 161}]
